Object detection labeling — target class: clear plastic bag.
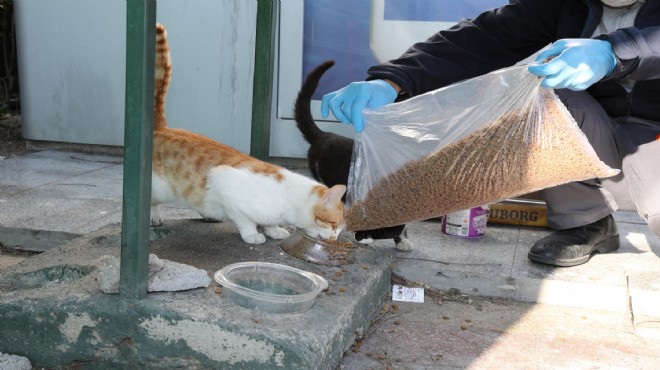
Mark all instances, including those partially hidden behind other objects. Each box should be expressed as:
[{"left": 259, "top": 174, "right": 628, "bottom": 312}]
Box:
[{"left": 345, "top": 65, "right": 620, "bottom": 231}]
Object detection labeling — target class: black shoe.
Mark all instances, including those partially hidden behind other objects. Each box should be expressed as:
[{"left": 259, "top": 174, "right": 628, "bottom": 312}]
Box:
[{"left": 528, "top": 215, "right": 620, "bottom": 267}]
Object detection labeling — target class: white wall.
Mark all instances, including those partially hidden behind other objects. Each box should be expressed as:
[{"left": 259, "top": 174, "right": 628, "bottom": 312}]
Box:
[{"left": 15, "top": 0, "right": 257, "bottom": 153}]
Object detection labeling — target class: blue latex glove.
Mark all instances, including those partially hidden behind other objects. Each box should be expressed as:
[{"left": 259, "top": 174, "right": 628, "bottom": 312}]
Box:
[
  {"left": 528, "top": 39, "right": 617, "bottom": 91},
  {"left": 320, "top": 80, "right": 398, "bottom": 132}
]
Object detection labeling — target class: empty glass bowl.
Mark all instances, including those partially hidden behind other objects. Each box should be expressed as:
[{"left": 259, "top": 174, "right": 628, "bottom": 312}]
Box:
[{"left": 214, "top": 262, "right": 328, "bottom": 314}]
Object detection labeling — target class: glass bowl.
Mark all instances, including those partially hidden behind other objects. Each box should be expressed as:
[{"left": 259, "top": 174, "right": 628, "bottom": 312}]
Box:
[
  {"left": 280, "top": 228, "right": 356, "bottom": 266},
  {"left": 214, "top": 262, "right": 328, "bottom": 314}
]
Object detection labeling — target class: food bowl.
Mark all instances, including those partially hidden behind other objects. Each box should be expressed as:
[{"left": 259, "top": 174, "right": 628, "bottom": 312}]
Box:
[
  {"left": 214, "top": 262, "right": 328, "bottom": 314},
  {"left": 280, "top": 228, "right": 356, "bottom": 266}
]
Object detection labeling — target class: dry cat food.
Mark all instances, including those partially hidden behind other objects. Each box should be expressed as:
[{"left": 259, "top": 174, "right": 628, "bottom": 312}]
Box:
[
  {"left": 322, "top": 239, "right": 355, "bottom": 249},
  {"left": 345, "top": 88, "right": 619, "bottom": 231}
]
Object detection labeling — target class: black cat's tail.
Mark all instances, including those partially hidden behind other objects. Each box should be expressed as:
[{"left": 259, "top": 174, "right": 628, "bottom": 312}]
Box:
[{"left": 294, "top": 60, "right": 335, "bottom": 145}]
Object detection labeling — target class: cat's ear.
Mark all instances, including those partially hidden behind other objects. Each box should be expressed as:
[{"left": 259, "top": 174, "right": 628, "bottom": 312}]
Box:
[{"left": 324, "top": 184, "right": 346, "bottom": 205}]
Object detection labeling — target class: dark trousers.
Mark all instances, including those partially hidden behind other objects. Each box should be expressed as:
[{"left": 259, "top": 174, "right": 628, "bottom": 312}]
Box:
[{"left": 540, "top": 90, "right": 660, "bottom": 235}]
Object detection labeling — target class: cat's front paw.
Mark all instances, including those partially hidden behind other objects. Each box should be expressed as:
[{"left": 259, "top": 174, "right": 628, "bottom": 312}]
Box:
[
  {"left": 150, "top": 217, "right": 163, "bottom": 227},
  {"left": 241, "top": 233, "right": 267, "bottom": 244},
  {"left": 395, "top": 238, "right": 414, "bottom": 251},
  {"left": 355, "top": 236, "right": 375, "bottom": 245},
  {"left": 263, "top": 226, "right": 290, "bottom": 240}
]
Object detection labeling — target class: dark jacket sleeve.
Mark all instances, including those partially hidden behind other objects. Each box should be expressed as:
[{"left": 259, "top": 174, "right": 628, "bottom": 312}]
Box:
[
  {"left": 600, "top": 26, "right": 660, "bottom": 81},
  {"left": 366, "top": 0, "right": 584, "bottom": 98}
]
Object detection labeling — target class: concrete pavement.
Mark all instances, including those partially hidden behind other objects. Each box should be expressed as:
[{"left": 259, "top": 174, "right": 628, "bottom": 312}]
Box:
[{"left": 1, "top": 149, "right": 659, "bottom": 369}]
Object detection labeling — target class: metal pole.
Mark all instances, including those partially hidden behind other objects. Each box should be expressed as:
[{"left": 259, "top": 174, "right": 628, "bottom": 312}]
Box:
[
  {"left": 120, "top": 0, "right": 157, "bottom": 301},
  {"left": 250, "top": 0, "right": 278, "bottom": 160}
]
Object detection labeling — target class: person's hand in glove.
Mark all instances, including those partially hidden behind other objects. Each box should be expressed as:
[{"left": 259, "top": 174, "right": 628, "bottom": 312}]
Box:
[
  {"left": 321, "top": 80, "right": 399, "bottom": 132},
  {"left": 528, "top": 38, "right": 617, "bottom": 91}
]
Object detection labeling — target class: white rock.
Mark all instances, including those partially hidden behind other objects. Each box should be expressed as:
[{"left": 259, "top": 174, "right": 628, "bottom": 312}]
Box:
[
  {"left": 0, "top": 353, "right": 31, "bottom": 370},
  {"left": 98, "top": 254, "right": 211, "bottom": 294},
  {"left": 98, "top": 255, "right": 121, "bottom": 294}
]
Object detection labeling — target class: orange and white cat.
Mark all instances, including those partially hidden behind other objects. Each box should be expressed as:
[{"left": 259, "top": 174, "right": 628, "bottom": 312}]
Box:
[{"left": 150, "top": 23, "right": 346, "bottom": 244}]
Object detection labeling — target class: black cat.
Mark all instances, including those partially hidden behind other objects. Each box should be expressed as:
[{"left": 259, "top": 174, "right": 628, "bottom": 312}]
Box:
[{"left": 294, "top": 60, "right": 412, "bottom": 251}]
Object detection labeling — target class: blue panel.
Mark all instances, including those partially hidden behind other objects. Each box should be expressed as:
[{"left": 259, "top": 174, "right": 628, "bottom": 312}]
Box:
[
  {"left": 302, "top": 0, "right": 508, "bottom": 99},
  {"left": 384, "top": 0, "right": 507, "bottom": 22}
]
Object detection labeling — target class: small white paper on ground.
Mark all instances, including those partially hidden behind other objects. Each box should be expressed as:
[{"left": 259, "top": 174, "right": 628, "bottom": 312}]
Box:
[{"left": 392, "top": 284, "right": 424, "bottom": 303}]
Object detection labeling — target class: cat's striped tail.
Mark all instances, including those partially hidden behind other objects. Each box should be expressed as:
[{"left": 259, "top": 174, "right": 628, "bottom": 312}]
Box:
[{"left": 154, "top": 23, "right": 171, "bottom": 131}]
